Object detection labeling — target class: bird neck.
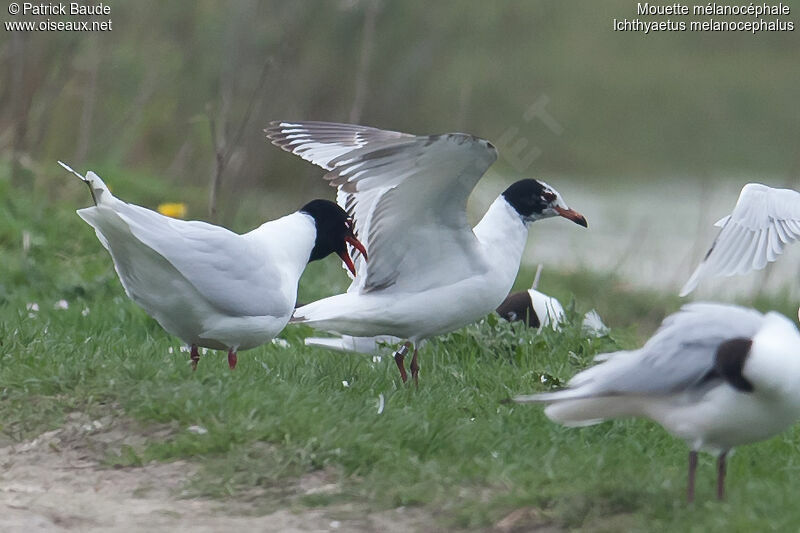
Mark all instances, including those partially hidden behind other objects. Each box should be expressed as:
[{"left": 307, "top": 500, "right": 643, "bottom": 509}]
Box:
[
  {"left": 244, "top": 212, "right": 317, "bottom": 282},
  {"left": 473, "top": 196, "right": 530, "bottom": 282},
  {"left": 747, "top": 313, "right": 800, "bottom": 403}
]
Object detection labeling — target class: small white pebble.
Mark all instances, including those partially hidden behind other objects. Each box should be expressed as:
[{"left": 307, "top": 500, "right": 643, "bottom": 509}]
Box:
[
  {"left": 342, "top": 380, "right": 350, "bottom": 388},
  {"left": 376, "top": 393, "right": 385, "bottom": 415},
  {"left": 54, "top": 299, "right": 69, "bottom": 310},
  {"left": 540, "top": 375, "right": 548, "bottom": 383},
  {"left": 26, "top": 302, "right": 39, "bottom": 312},
  {"left": 271, "top": 338, "right": 290, "bottom": 348},
  {"left": 168, "top": 347, "right": 174, "bottom": 354},
  {"left": 187, "top": 425, "right": 208, "bottom": 435}
]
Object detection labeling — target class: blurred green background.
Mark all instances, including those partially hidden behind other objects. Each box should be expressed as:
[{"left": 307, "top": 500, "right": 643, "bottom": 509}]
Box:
[{"left": 3, "top": 0, "right": 799, "bottom": 223}]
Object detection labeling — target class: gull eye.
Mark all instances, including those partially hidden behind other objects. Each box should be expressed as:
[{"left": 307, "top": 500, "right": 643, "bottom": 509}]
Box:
[{"left": 542, "top": 191, "right": 556, "bottom": 203}]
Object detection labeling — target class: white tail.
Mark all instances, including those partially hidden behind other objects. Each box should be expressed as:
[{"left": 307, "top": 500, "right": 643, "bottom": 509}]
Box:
[{"left": 59, "top": 161, "right": 111, "bottom": 206}]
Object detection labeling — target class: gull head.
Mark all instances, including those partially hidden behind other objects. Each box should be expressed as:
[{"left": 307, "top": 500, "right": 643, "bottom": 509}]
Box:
[
  {"left": 502, "top": 179, "right": 587, "bottom": 227},
  {"left": 300, "top": 199, "right": 367, "bottom": 276}
]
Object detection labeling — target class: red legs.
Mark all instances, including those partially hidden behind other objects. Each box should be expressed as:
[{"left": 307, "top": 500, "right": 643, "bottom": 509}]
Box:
[
  {"left": 393, "top": 342, "right": 419, "bottom": 386},
  {"left": 394, "top": 342, "right": 411, "bottom": 383},
  {"left": 190, "top": 344, "right": 200, "bottom": 371},
  {"left": 687, "top": 450, "right": 698, "bottom": 503},
  {"left": 189, "top": 344, "right": 237, "bottom": 370},
  {"left": 716, "top": 451, "right": 727, "bottom": 501},
  {"left": 409, "top": 347, "right": 420, "bottom": 387}
]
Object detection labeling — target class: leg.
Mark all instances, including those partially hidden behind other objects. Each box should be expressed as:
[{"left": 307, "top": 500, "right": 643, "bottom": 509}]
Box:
[
  {"left": 687, "top": 450, "right": 698, "bottom": 503},
  {"left": 409, "top": 347, "right": 420, "bottom": 386},
  {"left": 228, "top": 349, "right": 238, "bottom": 370},
  {"left": 190, "top": 344, "right": 200, "bottom": 371},
  {"left": 716, "top": 451, "right": 727, "bottom": 500},
  {"left": 394, "top": 342, "right": 410, "bottom": 383}
]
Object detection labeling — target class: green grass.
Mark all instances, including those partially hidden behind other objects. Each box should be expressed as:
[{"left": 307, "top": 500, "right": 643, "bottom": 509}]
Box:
[{"left": 5, "top": 165, "right": 800, "bottom": 531}]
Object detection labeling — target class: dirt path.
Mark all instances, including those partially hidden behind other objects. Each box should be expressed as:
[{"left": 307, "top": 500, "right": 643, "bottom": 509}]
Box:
[{"left": 0, "top": 413, "right": 434, "bottom": 532}]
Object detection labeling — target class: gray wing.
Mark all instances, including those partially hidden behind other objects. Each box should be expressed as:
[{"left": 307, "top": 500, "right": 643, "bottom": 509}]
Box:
[
  {"left": 681, "top": 183, "right": 800, "bottom": 296},
  {"left": 266, "top": 121, "right": 414, "bottom": 171},
  {"left": 266, "top": 121, "right": 498, "bottom": 293},
  {"left": 563, "top": 303, "right": 764, "bottom": 397}
]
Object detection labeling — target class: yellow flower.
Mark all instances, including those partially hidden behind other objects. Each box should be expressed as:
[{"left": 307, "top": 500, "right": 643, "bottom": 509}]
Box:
[{"left": 157, "top": 202, "right": 188, "bottom": 219}]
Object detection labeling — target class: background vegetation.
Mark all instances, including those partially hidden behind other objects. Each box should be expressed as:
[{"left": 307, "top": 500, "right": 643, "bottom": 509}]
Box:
[{"left": 3, "top": 1, "right": 799, "bottom": 221}]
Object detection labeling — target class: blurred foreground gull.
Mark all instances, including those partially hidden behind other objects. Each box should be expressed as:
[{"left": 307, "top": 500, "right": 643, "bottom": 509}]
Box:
[
  {"left": 60, "top": 161, "right": 365, "bottom": 370},
  {"left": 266, "top": 121, "right": 587, "bottom": 383},
  {"left": 515, "top": 302, "right": 800, "bottom": 502},
  {"left": 681, "top": 183, "right": 800, "bottom": 296}
]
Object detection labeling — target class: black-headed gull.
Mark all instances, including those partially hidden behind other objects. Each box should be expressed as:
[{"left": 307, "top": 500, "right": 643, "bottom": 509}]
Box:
[
  {"left": 60, "top": 161, "right": 366, "bottom": 370},
  {"left": 266, "top": 121, "right": 587, "bottom": 383},
  {"left": 516, "top": 302, "right": 800, "bottom": 502},
  {"left": 681, "top": 183, "right": 800, "bottom": 296}
]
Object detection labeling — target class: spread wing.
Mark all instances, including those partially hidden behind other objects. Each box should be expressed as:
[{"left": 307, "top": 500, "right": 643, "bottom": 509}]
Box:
[
  {"left": 681, "top": 183, "right": 800, "bottom": 296},
  {"left": 266, "top": 121, "right": 498, "bottom": 293}
]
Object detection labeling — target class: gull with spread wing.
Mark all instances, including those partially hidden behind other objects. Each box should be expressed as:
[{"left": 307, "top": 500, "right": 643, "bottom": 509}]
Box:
[
  {"left": 681, "top": 183, "right": 800, "bottom": 297},
  {"left": 60, "top": 161, "right": 366, "bottom": 370},
  {"left": 516, "top": 303, "right": 800, "bottom": 502},
  {"left": 266, "top": 121, "right": 587, "bottom": 383}
]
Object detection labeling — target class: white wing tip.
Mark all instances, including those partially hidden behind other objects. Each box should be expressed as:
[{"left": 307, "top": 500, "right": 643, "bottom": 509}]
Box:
[
  {"left": 679, "top": 268, "right": 702, "bottom": 297},
  {"left": 513, "top": 394, "right": 543, "bottom": 403},
  {"left": 58, "top": 160, "right": 86, "bottom": 181},
  {"left": 513, "top": 392, "right": 557, "bottom": 403},
  {"left": 304, "top": 337, "right": 345, "bottom": 351}
]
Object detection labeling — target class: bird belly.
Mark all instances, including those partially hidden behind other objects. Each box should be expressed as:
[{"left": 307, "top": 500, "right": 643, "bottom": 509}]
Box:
[
  {"left": 199, "top": 314, "right": 288, "bottom": 351},
  {"left": 297, "top": 273, "right": 509, "bottom": 340},
  {"left": 646, "top": 387, "right": 798, "bottom": 452}
]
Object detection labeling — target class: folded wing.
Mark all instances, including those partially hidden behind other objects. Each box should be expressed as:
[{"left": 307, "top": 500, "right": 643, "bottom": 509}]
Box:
[
  {"left": 79, "top": 179, "right": 286, "bottom": 318},
  {"left": 517, "top": 303, "right": 764, "bottom": 403}
]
